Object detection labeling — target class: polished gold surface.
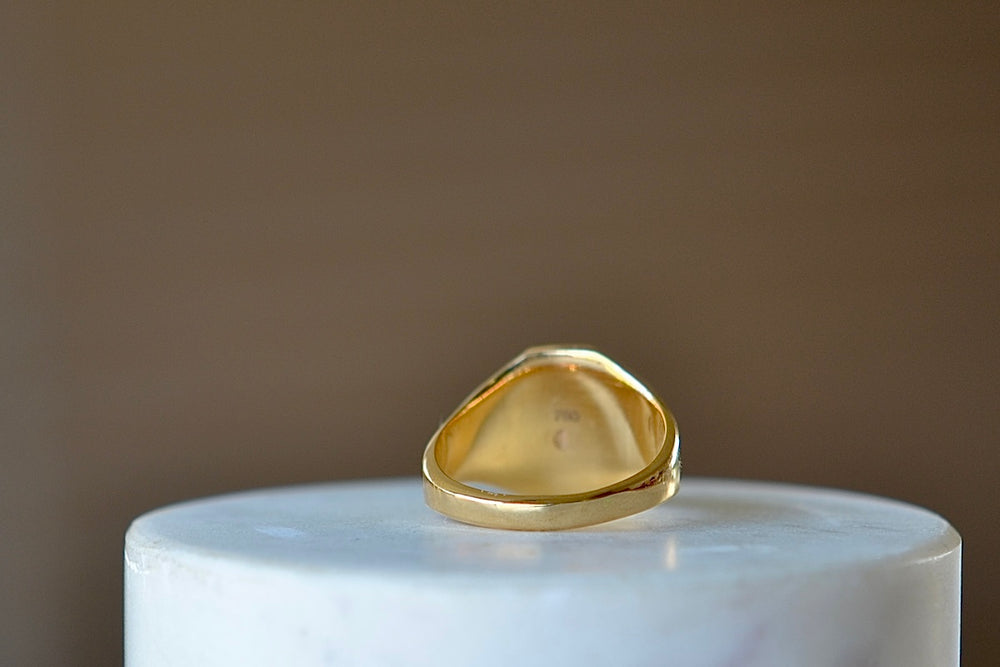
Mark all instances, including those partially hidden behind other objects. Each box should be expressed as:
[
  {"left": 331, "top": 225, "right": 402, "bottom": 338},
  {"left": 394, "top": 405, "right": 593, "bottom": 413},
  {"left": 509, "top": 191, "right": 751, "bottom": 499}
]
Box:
[{"left": 423, "top": 346, "right": 680, "bottom": 529}]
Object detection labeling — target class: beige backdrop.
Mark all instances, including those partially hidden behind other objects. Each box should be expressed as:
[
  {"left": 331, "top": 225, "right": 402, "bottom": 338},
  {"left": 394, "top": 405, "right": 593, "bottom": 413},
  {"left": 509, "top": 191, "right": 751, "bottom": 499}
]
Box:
[{"left": 3, "top": 3, "right": 998, "bottom": 665}]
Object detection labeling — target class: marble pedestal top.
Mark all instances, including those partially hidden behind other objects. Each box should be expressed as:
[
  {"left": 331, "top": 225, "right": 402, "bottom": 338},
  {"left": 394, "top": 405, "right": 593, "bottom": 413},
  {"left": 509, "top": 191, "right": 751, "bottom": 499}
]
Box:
[{"left": 124, "top": 477, "right": 960, "bottom": 666}]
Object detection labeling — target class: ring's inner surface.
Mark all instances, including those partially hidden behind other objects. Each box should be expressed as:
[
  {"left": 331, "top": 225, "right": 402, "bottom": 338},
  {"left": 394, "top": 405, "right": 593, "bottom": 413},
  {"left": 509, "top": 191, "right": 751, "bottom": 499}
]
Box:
[{"left": 436, "top": 361, "right": 665, "bottom": 496}]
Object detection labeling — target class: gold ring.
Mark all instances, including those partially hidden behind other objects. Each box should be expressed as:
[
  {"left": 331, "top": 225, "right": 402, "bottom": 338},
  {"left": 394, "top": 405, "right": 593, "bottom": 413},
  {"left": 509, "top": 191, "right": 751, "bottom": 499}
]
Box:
[{"left": 422, "top": 345, "right": 680, "bottom": 530}]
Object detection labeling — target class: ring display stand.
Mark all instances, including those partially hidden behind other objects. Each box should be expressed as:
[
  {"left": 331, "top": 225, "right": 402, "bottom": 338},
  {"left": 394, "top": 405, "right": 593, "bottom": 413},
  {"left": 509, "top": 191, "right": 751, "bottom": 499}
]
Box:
[{"left": 124, "top": 478, "right": 960, "bottom": 666}]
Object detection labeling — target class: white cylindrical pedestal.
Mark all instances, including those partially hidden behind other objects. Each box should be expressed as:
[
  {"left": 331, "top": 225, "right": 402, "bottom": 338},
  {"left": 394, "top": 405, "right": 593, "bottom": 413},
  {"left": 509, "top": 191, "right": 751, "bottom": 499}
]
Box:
[{"left": 124, "top": 478, "right": 960, "bottom": 666}]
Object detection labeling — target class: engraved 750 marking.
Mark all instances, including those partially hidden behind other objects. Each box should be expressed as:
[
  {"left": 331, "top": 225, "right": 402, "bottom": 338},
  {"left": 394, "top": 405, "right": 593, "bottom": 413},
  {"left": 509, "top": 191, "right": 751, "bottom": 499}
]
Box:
[{"left": 554, "top": 408, "right": 581, "bottom": 422}]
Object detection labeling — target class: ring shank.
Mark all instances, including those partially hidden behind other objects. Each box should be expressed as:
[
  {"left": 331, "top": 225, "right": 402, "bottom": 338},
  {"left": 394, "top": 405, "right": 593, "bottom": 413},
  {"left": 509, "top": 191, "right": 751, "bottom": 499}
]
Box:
[{"left": 423, "top": 459, "right": 680, "bottom": 530}]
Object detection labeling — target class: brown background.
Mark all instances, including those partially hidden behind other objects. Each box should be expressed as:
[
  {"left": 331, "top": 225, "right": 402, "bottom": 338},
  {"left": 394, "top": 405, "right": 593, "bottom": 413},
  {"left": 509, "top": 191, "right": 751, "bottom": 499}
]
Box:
[{"left": 3, "top": 3, "right": 998, "bottom": 664}]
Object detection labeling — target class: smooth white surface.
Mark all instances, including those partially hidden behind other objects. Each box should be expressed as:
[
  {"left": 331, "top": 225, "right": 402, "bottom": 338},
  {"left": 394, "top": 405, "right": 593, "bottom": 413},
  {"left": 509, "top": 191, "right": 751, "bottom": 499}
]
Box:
[{"left": 125, "top": 478, "right": 960, "bottom": 666}]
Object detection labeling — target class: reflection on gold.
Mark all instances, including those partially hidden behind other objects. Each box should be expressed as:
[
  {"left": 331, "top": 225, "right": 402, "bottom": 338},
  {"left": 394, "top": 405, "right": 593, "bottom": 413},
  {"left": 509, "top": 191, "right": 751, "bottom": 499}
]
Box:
[{"left": 442, "top": 364, "right": 664, "bottom": 496}]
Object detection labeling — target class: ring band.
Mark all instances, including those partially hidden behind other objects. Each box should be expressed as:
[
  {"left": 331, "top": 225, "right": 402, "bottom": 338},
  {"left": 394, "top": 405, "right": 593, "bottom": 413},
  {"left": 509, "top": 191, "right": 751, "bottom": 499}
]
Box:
[{"left": 422, "top": 346, "right": 680, "bottom": 530}]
